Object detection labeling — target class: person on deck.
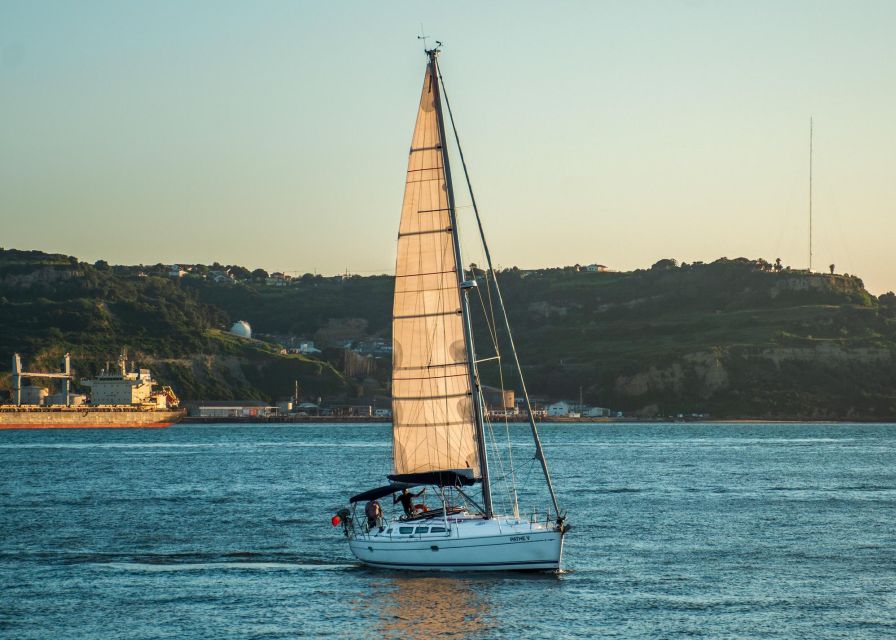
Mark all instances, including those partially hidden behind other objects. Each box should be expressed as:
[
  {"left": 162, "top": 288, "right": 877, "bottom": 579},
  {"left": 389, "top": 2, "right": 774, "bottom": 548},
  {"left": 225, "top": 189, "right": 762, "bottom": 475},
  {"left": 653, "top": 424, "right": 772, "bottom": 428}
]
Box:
[
  {"left": 393, "top": 487, "right": 426, "bottom": 517},
  {"left": 364, "top": 499, "right": 382, "bottom": 530}
]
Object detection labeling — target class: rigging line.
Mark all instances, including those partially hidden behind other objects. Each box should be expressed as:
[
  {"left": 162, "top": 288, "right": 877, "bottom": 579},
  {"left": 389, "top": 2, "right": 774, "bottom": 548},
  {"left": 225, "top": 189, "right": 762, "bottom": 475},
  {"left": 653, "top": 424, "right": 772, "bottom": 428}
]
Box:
[
  {"left": 473, "top": 275, "right": 500, "bottom": 355},
  {"left": 437, "top": 60, "right": 562, "bottom": 520},
  {"left": 482, "top": 400, "right": 512, "bottom": 516},
  {"left": 466, "top": 260, "right": 519, "bottom": 515},
  {"left": 483, "top": 419, "right": 506, "bottom": 514},
  {"left": 470, "top": 271, "right": 515, "bottom": 513},
  {"left": 492, "top": 300, "right": 519, "bottom": 514},
  {"left": 519, "top": 456, "right": 537, "bottom": 494},
  {"left": 483, "top": 268, "right": 501, "bottom": 356},
  {"left": 472, "top": 266, "right": 519, "bottom": 513},
  {"left": 476, "top": 259, "right": 519, "bottom": 512}
]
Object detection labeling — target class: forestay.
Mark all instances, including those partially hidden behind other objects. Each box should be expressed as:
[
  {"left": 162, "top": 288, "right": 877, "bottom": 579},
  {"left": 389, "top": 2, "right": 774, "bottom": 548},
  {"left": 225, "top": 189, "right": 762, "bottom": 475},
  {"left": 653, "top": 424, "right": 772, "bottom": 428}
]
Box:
[{"left": 391, "top": 60, "right": 480, "bottom": 477}]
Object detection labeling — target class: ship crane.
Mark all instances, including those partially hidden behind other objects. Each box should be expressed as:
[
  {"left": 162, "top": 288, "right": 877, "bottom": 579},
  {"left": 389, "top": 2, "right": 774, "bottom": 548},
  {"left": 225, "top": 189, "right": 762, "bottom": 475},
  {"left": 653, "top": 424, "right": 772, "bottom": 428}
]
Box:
[{"left": 11, "top": 353, "right": 74, "bottom": 406}]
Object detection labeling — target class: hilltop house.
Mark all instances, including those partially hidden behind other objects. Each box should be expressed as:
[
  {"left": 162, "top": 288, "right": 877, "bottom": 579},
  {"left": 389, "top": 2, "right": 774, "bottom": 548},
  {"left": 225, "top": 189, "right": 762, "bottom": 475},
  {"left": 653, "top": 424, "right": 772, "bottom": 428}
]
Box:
[
  {"left": 266, "top": 272, "right": 292, "bottom": 287},
  {"left": 294, "top": 341, "right": 321, "bottom": 355},
  {"left": 209, "top": 269, "right": 233, "bottom": 284}
]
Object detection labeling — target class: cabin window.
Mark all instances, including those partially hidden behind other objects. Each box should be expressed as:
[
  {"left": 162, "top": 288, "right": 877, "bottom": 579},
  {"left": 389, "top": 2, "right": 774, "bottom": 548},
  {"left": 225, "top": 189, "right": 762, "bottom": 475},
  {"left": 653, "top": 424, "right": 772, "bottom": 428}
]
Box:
[
  {"left": 430, "top": 527, "right": 446, "bottom": 533},
  {"left": 398, "top": 527, "right": 414, "bottom": 534},
  {"left": 415, "top": 527, "right": 429, "bottom": 534}
]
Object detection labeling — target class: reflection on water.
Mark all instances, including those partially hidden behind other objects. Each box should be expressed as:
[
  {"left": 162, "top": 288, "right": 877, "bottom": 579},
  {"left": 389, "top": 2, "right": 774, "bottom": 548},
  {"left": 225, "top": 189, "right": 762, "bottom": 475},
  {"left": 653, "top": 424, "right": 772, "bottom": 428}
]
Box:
[
  {"left": 352, "top": 570, "right": 563, "bottom": 639},
  {"left": 356, "top": 573, "right": 491, "bottom": 640}
]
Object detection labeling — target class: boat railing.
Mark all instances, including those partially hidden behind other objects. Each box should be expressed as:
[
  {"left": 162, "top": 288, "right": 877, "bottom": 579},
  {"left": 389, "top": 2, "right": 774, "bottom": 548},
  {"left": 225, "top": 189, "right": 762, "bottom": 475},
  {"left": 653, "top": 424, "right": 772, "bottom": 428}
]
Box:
[
  {"left": 530, "top": 508, "right": 557, "bottom": 528},
  {"left": 397, "top": 505, "right": 464, "bottom": 523}
]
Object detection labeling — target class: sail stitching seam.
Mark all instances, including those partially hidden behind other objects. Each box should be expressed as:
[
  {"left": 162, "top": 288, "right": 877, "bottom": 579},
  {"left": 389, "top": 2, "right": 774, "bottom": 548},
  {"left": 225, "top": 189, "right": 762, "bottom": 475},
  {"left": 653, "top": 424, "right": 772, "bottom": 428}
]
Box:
[
  {"left": 397, "top": 228, "right": 452, "bottom": 238},
  {"left": 394, "top": 310, "right": 461, "bottom": 320}
]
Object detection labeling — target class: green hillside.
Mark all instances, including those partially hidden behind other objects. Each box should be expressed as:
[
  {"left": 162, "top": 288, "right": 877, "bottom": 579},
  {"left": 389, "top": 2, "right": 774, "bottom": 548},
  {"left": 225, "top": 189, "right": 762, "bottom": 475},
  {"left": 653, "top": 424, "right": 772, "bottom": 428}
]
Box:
[
  {"left": 2, "top": 249, "right": 895, "bottom": 418},
  {"left": 490, "top": 260, "right": 896, "bottom": 419},
  {"left": 0, "top": 249, "right": 349, "bottom": 402}
]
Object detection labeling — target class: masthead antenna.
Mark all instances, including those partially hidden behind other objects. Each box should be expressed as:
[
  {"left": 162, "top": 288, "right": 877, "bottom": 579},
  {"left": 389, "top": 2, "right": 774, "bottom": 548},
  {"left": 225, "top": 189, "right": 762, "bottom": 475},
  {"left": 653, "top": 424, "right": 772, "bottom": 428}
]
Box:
[{"left": 417, "top": 24, "right": 429, "bottom": 51}]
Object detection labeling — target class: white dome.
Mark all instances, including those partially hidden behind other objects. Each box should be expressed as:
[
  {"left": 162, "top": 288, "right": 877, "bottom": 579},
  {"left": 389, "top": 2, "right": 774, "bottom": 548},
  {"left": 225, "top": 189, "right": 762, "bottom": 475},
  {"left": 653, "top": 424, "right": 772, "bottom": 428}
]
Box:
[{"left": 230, "top": 320, "right": 252, "bottom": 339}]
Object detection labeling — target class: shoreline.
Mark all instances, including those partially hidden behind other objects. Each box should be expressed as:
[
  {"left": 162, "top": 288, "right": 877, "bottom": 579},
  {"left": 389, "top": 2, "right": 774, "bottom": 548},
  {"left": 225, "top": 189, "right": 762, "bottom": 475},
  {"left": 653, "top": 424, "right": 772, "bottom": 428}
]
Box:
[{"left": 179, "top": 416, "right": 896, "bottom": 425}]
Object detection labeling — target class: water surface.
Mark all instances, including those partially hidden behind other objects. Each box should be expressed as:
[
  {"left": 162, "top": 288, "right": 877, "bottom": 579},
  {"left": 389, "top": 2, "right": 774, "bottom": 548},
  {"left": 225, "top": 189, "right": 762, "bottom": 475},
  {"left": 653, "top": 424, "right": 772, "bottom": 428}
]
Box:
[{"left": 1, "top": 422, "right": 894, "bottom": 638}]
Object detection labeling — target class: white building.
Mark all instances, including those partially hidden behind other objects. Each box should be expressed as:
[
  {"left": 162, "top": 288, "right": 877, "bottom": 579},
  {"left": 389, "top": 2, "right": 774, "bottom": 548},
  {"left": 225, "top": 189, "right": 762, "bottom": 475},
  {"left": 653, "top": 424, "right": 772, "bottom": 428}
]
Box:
[
  {"left": 547, "top": 400, "right": 612, "bottom": 418},
  {"left": 229, "top": 320, "right": 252, "bottom": 339},
  {"left": 168, "top": 265, "right": 186, "bottom": 278},
  {"left": 547, "top": 401, "right": 576, "bottom": 417},
  {"left": 296, "top": 341, "right": 321, "bottom": 355},
  {"left": 585, "top": 264, "right": 609, "bottom": 272}
]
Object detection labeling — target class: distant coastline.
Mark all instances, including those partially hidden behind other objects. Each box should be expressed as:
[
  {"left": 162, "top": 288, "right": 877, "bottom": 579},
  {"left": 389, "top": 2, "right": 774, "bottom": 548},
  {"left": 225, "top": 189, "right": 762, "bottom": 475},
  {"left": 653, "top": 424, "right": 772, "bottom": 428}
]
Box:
[
  {"left": 4, "top": 248, "right": 895, "bottom": 422},
  {"left": 179, "top": 416, "right": 896, "bottom": 425}
]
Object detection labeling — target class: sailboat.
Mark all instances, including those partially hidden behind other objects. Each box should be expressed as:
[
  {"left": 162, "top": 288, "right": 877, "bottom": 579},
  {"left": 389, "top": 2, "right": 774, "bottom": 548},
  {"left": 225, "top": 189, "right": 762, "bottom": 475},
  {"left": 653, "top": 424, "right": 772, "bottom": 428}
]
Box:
[{"left": 335, "top": 46, "right": 568, "bottom": 572}]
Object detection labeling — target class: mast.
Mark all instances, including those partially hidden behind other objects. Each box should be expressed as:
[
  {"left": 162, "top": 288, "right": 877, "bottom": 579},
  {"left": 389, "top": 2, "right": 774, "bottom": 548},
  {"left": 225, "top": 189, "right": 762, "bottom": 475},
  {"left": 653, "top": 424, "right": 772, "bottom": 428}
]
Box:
[
  {"left": 429, "top": 48, "right": 493, "bottom": 518},
  {"left": 435, "top": 61, "right": 563, "bottom": 522},
  {"left": 809, "top": 117, "right": 813, "bottom": 272}
]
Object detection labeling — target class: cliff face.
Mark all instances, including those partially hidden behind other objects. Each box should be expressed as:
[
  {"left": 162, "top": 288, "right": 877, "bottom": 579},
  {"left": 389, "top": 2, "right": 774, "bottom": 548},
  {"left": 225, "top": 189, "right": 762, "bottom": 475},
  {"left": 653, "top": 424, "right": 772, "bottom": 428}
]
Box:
[
  {"left": 611, "top": 345, "right": 895, "bottom": 418},
  {"left": 2, "top": 249, "right": 895, "bottom": 418}
]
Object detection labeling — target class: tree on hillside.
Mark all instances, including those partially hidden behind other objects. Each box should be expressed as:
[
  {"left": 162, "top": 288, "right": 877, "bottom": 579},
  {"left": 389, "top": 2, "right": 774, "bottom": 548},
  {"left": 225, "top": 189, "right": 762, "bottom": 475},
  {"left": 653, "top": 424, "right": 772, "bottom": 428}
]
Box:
[
  {"left": 94, "top": 260, "right": 109, "bottom": 271},
  {"left": 228, "top": 265, "right": 251, "bottom": 280},
  {"left": 251, "top": 268, "right": 269, "bottom": 281},
  {"left": 774, "top": 258, "right": 783, "bottom": 272},
  {"left": 651, "top": 258, "right": 678, "bottom": 270},
  {"left": 829, "top": 264, "right": 835, "bottom": 275}
]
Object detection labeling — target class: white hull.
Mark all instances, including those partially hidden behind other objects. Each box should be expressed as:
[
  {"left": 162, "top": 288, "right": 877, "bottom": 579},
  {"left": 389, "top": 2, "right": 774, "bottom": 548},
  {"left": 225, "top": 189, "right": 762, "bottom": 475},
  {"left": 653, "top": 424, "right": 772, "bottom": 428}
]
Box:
[{"left": 348, "top": 516, "right": 564, "bottom": 572}]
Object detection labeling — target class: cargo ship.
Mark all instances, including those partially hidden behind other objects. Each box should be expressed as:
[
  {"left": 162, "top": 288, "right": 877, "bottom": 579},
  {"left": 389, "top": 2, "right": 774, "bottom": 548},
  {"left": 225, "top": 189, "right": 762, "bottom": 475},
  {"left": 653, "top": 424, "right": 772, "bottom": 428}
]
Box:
[{"left": 0, "top": 353, "right": 185, "bottom": 429}]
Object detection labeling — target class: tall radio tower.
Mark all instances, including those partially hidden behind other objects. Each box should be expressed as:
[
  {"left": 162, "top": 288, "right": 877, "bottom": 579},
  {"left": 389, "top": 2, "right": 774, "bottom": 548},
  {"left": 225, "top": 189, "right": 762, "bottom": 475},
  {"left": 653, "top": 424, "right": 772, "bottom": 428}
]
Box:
[{"left": 808, "top": 117, "right": 813, "bottom": 272}]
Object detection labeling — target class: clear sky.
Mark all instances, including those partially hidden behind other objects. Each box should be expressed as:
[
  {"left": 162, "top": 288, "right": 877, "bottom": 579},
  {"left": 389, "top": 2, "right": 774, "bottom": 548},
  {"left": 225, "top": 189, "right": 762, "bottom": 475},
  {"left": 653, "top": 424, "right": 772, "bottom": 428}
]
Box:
[{"left": 1, "top": 1, "right": 894, "bottom": 292}]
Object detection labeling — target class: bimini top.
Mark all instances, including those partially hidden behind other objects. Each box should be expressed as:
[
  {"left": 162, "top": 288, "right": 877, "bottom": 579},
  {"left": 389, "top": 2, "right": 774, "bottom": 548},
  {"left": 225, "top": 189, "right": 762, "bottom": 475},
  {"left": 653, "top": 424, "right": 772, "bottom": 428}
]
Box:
[
  {"left": 349, "top": 484, "right": 411, "bottom": 504},
  {"left": 349, "top": 469, "right": 478, "bottom": 504}
]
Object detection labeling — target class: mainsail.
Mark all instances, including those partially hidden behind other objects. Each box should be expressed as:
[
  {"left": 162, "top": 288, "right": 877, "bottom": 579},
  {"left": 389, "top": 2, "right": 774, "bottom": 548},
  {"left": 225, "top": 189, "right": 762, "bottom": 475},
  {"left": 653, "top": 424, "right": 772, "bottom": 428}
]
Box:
[{"left": 391, "top": 58, "right": 480, "bottom": 477}]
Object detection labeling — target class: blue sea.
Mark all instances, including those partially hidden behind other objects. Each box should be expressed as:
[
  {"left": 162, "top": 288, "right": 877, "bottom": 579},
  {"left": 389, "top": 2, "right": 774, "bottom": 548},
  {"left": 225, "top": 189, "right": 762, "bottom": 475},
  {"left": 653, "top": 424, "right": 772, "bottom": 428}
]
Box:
[{"left": 1, "top": 422, "right": 894, "bottom": 639}]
